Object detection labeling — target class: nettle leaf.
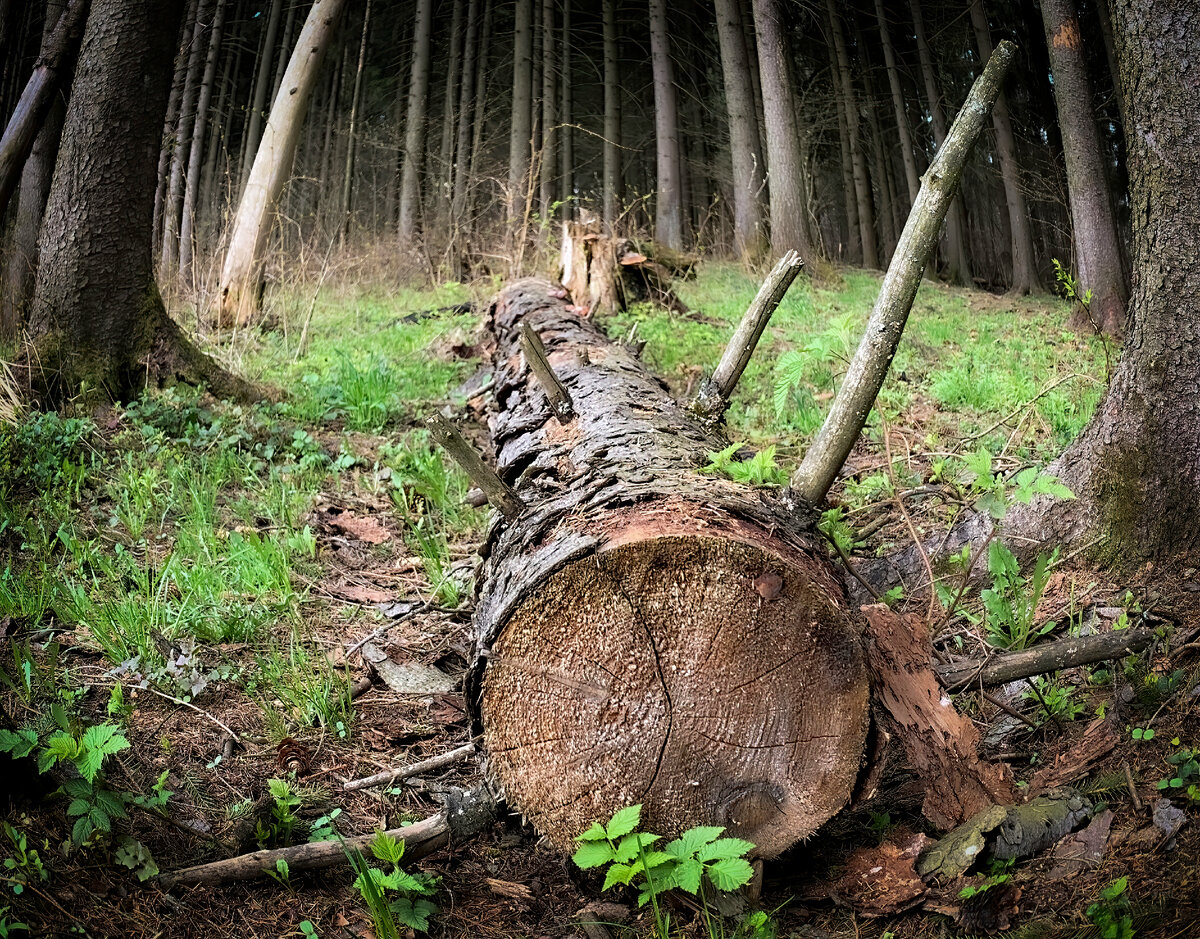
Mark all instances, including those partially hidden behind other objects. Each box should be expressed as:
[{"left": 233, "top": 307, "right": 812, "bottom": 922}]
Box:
[
  {"left": 572, "top": 840, "right": 615, "bottom": 870},
  {"left": 605, "top": 805, "right": 642, "bottom": 841},
  {"left": 393, "top": 896, "right": 436, "bottom": 933},
  {"left": 696, "top": 837, "right": 755, "bottom": 863},
  {"left": 613, "top": 832, "right": 660, "bottom": 863},
  {"left": 371, "top": 831, "right": 406, "bottom": 866},
  {"left": 706, "top": 857, "right": 755, "bottom": 892},
  {"left": 576, "top": 821, "right": 609, "bottom": 842},
  {"left": 0, "top": 728, "right": 38, "bottom": 758},
  {"left": 602, "top": 862, "right": 635, "bottom": 891},
  {"left": 673, "top": 857, "right": 704, "bottom": 895},
  {"left": 665, "top": 826, "right": 725, "bottom": 860}
]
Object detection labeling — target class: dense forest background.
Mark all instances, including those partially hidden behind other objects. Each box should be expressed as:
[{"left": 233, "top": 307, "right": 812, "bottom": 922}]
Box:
[{"left": 0, "top": 0, "right": 1131, "bottom": 325}]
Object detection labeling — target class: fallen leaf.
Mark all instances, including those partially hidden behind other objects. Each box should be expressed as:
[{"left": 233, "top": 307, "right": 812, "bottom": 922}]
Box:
[
  {"left": 328, "top": 512, "right": 391, "bottom": 545},
  {"left": 330, "top": 582, "right": 394, "bottom": 604},
  {"left": 362, "top": 643, "right": 457, "bottom": 694}
]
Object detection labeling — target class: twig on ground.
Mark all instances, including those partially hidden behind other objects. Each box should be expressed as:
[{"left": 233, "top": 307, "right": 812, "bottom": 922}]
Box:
[
  {"left": 1122, "top": 760, "right": 1143, "bottom": 812},
  {"left": 342, "top": 741, "right": 478, "bottom": 792},
  {"left": 144, "top": 688, "right": 240, "bottom": 743}
]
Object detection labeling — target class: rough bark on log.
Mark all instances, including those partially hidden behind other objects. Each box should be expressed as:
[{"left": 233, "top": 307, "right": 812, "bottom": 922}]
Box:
[
  {"left": 466, "top": 278, "right": 870, "bottom": 857},
  {"left": 561, "top": 220, "right": 691, "bottom": 317}
]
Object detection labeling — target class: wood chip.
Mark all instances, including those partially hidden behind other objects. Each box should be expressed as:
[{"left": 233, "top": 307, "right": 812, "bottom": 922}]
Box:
[
  {"left": 361, "top": 643, "right": 457, "bottom": 694},
  {"left": 831, "top": 832, "right": 931, "bottom": 916},
  {"left": 328, "top": 511, "right": 391, "bottom": 544},
  {"left": 486, "top": 878, "right": 533, "bottom": 900},
  {"left": 1026, "top": 719, "right": 1118, "bottom": 797}
]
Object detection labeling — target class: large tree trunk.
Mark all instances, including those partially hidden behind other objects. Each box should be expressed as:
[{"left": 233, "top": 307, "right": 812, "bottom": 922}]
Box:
[
  {"left": 1004, "top": 0, "right": 1200, "bottom": 559},
  {"left": 217, "top": 0, "right": 348, "bottom": 327},
  {"left": 751, "top": 0, "right": 811, "bottom": 261},
  {"left": 1040, "top": 0, "right": 1128, "bottom": 334},
  {"left": 0, "top": 0, "right": 67, "bottom": 340},
  {"left": 970, "top": 0, "right": 1040, "bottom": 295},
  {"left": 909, "top": 0, "right": 970, "bottom": 286},
  {"left": 648, "top": 0, "right": 683, "bottom": 250},
  {"left": 466, "top": 279, "right": 869, "bottom": 855},
  {"left": 25, "top": 0, "right": 251, "bottom": 404},
  {"left": 601, "top": 0, "right": 620, "bottom": 227},
  {"left": 714, "top": 0, "right": 765, "bottom": 262},
  {"left": 398, "top": 0, "right": 432, "bottom": 246}
]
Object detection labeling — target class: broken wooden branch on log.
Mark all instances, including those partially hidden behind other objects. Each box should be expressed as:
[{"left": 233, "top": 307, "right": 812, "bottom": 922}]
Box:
[
  {"left": 936, "top": 627, "right": 1157, "bottom": 691},
  {"left": 692, "top": 250, "right": 804, "bottom": 423},
  {"left": 521, "top": 322, "right": 575, "bottom": 422},
  {"left": 343, "top": 741, "right": 478, "bottom": 792},
  {"left": 427, "top": 414, "right": 525, "bottom": 519},
  {"left": 465, "top": 278, "right": 867, "bottom": 857},
  {"left": 156, "top": 786, "right": 495, "bottom": 888},
  {"left": 790, "top": 40, "right": 1018, "bottom": 504}
]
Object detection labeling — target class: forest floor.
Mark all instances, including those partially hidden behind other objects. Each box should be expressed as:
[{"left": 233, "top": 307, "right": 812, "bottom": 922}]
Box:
[{"left": 1, "top": 262, "right": 1198, "bottom": 938}]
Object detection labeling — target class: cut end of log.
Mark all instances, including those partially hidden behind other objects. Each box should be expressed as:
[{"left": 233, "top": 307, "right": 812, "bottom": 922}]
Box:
[{"left": 480, "top": 509, "right": 870, "bottom": 857}]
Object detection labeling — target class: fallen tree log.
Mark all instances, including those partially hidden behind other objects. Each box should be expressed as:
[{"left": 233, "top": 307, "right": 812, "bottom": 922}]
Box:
[{"left": 463, "top": 277, "right": 870, "bottom": 857}]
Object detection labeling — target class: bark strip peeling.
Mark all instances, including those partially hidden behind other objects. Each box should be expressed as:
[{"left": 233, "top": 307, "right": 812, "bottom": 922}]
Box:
[{"left": 466, "top": 279, "right": 870, "bottom": 856}]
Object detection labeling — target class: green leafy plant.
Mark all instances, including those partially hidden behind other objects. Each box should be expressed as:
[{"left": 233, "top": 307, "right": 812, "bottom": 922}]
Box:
[
  {"left": 980, "top": 542, "right": 1059, "bottom": 650},
  {"left": 702, "top": 443, "right": 787, "bottom": 487},
  {"left": 572, "top": 805, "right": 755, "bottom": 937},
  {"left": 2, "top": 824, "right": 47, "bottom": 895},
  {"left": 1156, "top": 741, "right": 1198, "bottom": 792},
  {"left": 256, "top": 779, "right": 302, "bottom": 848},
  {"left": 346, "top": 831, "right": 439, "bottom": 936},
  {"left": 1086, "top": 877, "right": 1135, "bottom": 939},
  {"left": 1131, "top": 727, "right": 1155, "bottom": 742},
  {"left": 308, "top": 808, "right": 343, "bottom": 843},
  {"left": 0, "top": 906, "right": 27, "bottom": 937},
  {"left": 1023, "top": 675, "right": 1085, "bottom": 724},
  {"left": 113, "top": 836, "right": 159, "bottom": 882}
]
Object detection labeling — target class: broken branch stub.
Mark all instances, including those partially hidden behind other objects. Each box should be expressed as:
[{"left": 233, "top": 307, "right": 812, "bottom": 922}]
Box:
[
  {"left": 427, "top": 413, "right": 525, "bottom": 520},
  {"left": 790, "top": 40, "right": 1018, "bottom": 504},
  {"left": 521, "top": 322, "right": 575, "bottom": 422},
  {"left": 692, "top": 250, "right": 804, "bottom": 422}
]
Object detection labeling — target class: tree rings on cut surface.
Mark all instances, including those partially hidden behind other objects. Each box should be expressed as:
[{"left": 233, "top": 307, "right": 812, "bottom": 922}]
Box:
[{"left": 480, "top": 512, "right": 869, "bottom": 857}]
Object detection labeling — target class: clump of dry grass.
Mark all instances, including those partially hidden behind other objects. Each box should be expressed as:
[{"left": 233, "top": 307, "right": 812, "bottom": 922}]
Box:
[{"left": 0, "top": 357, "right": 22, "bottom": 426}]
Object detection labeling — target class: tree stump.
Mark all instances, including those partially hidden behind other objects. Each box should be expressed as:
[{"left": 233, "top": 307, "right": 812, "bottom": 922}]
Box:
[
  {"left": 467, "top": 279, "right": 869, "bottom": 857},
  {"left": 560, "top": 220, "right": 693, "bottom": 317}
]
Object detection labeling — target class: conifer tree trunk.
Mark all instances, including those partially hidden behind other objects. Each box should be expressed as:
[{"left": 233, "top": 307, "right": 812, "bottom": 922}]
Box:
[
  {"left": 450, "top": 0, "right": 480, "bottom": 254},
  {"left": 438, "top": 0, "right": 465, "bottom": 219},
  {"left": 751, "top": 0, "right": 811, "bottom": 260},
  {"left": 714, "top": 0, "right": 765, "bottom": 262},
  {"left": 217, "top": 0, "right": 348, "bottom": 326},
  {"left": 466, "top": 0, "right": 493, "bottom": 223},
  {"left": 160, "top": 0, "right": 210, "bottom": 278},
  {"left": 179, "top": 0, "right": 226, "bottom": 286},
  {"left": 506, "top": 0, "right": 533, "bottom": 235},
  {"left": 1040, "top": 0, "right": 1127, "bottom": 332},
  {"left": 339, "top": 0, "right": 370, "bottom": 245},
  {"left": 398, "top": 0, "right": 433, "bottom": 246},
  {"left": 874, "top": 0, "right": 920, "bottom": 207},
  {"left": 240, "top": 0, "right": 282, "bottom": 195},
  {"left": 201, "top": 25, "right": 238, "bottom": 226},
  {"left": 970, "top": 0, "right": 1040, "bottom": 294},
  {"left": 0, "top": 0, "right": 67, "bottom": 340},
  {"left": 271, "top": 0, "right": 297, "bottom": 101},
  {"left": 910, "top": 0, "right": 970, "bottom": 285},
  {"left": 832, "top": 82, "right": 860, "bottom": 262},
  {"left": 559, "top": 0, "right": 572, "bottom": 218},
  {"left": 601, "top": 0, "right": 620, "bottom": 226},
  {"left": 648, "top": 0, "right": 683, "bottom": 249},
  {"left": 538, "top": 0, "right": 555, "bottom": 222},
  {"left": 826, "top": 0, "right": 877, "bottom": 268},
  {"left": 154, "top": 0, "right": 196, "bottom": 254}
]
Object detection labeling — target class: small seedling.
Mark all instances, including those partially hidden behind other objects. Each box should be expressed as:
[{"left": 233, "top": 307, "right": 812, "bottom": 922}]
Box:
[{"left": 1086, "top": 877, "right": 1135, "bottom": 939}]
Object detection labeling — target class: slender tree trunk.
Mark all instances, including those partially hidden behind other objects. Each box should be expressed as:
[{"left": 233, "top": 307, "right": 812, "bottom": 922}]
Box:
[
  {"left": 538, "top": 0, "right": 555, "bottom": 223},
  {"left": 714, "top": 0, "right": 765, "bottom": 262},
  {"left": 179, "top": 0, "right": 226, "bottom": 286},
  {"left": 970, "top": 0, "right": 1040, "bottom": 294},
  {"left": 201, "top": 24, "right": 238, "bottom": 229},
  {"left": 154, "top": 0, "right": 197, "bottom": 256},
  {"left": 558, "top": 0, "right": 572, "bottom": 219},
  {"left": 1, "top": 0, "right": 66, "bottom": 340},
  {"left": 466, "top": 0, "right": 493, "bottom": 224},
  {"left": 438, "top": 0, "right": 465, "bottom": 218},
  {"left": 601, "top": 0, "right": 619, "bottom": 226},
  {"left": 28, "top": 0, "right": 249, "bottom": 403},
  {"left": 160, "top": 0, "right": 209, "bottom": 278},
  {"left": 271, "top": 0, "right": 297, "bottom": 101},
  {"left": 1092, "top": 0, "right": 1126, "bottom": 129},
  {"left": 398, "top": 0, "right": 433, "bottom": 245},
  {"left": 217, "top": 0, "right": 349, "bottom": 326},
  {"left": 648, "top": 0, "right": 683, "bottom": 249},
  {"left": 751, "top": 0, "right": 811, "bottom": 260},
  {"left": 241, "top": 0, "right": 282, "bottom": 194},
  {"left": 1040, "top": 0, "right": 1127, "bottom": 333},
  {"left": 506, "top": 0, "right": 533, "bottom": 235},
  {"left": 826, "top": 0, "right": 877, "bottom": 268},
  {"left": 339, "top": 0, "right": 370, "bottom": 245},
  {"left": 874, "top": 0, "right": 919, "bottom": 207},
  {"left": 450, "top": 0, "right": 480, "bottom": 254},
  {"left": 832, "top": 84, "right": 859, "bottom": 262},
  {"left": 910, "top": 0, "right": 970, "bottom": 285}
]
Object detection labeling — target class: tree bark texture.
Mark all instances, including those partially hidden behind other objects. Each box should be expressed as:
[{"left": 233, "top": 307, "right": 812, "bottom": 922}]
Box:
[
  {"left": 398, "top": 0, "right": 433, "bottom": 245},
  {"left": 559, "top": 0, "right": 572, "bottom": 217},
  {"left": 0, "top": 0, "right": 67, "bottom": 340},
  {"left": 751, "top": 0, "right": 810, "bottom": 261},
  {"left": 240, "top": 0, "right": 282, "bottom": 195},
  {"left": 969, "top": 0, "right": 1040, "bottom": 294},
  {"left": 466, "top": 279, "right": 869, "bottom": 856},
  {"left": 1040, "top": 0, "right": 1128, "bottom": 333},
  {"left": 153, "top": 0, "right": 196, "bottom": 254},
  {"left": 0, "top": 0, "right": 88, "bottom": 219},
  {"left": 714, "top": 0, "right": 765, "bottom": 262},
  {"left": 648, "top": 0, "right": 683, "bottom": 250},
  {"left": 26, "top": 0, "right": 250, "bottom": 403},
  {"left": 339, "top": 0, "right": 371, "bottom": 243},
  {"left": 217, "top": 0, "right": 348, "bottom": 326},
  {"left": 438, "top": 0, "right": 465, "bottom": 223},
  {"left": 874, "top": 0, "right": 920, "bottom": 207},
  {"left": 538, "top": 0, "right": 555, "bottom": 222},
  {"left": 601, "top": 0, "right": 620, "bottom": 227},
  {"left": 506, "top": 0, "right": 533, "bottom": 234}
]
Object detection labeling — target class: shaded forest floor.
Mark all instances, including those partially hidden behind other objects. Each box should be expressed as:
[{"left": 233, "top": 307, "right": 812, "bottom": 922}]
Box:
[{"left": 2, "top": 262, "right": 1198, "bottom": 938}]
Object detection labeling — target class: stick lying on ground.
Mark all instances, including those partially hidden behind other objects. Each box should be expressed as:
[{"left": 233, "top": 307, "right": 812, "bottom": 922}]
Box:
[
  {"left": 155, "top": 786, "right": 495, "bottom": 888},
  {"left": 790, "top": 40, "right": 1018, "bottom": 504},
  {"left": 936, "top": 627, "right": 1157, "bottom": 691},
  {"left": 342, "top": 741, "right": 478, "bottom": 792}
]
